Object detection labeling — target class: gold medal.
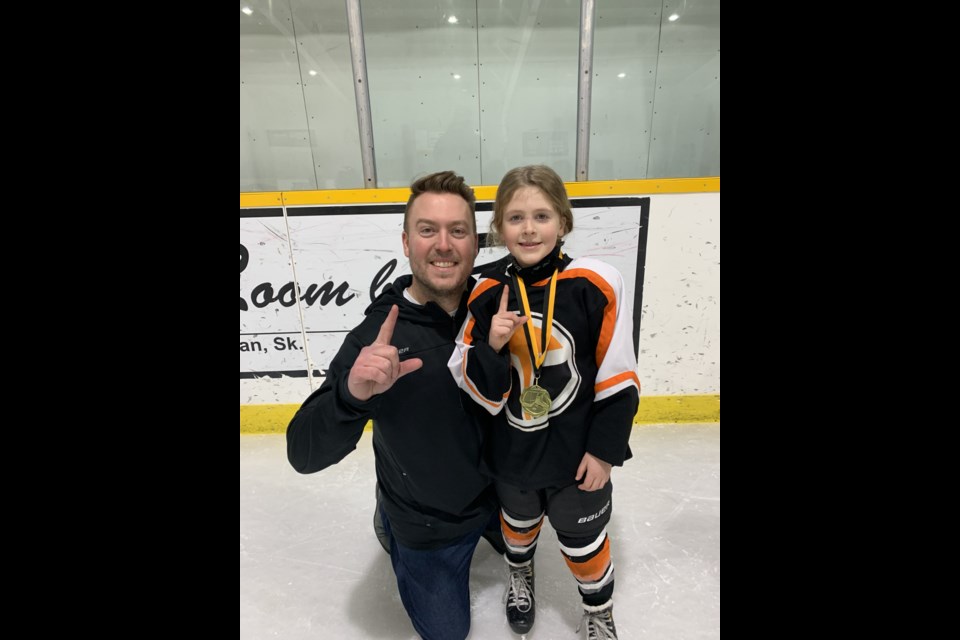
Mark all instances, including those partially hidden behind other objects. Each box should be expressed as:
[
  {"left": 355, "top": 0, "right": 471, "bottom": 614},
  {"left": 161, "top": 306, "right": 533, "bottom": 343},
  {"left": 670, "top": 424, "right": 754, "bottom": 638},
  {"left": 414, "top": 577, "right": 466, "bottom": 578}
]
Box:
[
  {"left": 520, "top": 384, "right": 552, "bottom": 417},
  {"left": 512, "top": 261, "right": 560, "bottom": 420}
]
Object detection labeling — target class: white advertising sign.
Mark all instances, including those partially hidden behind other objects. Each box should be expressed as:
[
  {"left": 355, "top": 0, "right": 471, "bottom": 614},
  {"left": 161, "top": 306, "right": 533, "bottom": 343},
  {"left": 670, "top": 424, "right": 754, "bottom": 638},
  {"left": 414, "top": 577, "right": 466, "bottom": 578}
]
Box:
[{"left": 241, "top": 198, "right": 649, "bottom": 379}]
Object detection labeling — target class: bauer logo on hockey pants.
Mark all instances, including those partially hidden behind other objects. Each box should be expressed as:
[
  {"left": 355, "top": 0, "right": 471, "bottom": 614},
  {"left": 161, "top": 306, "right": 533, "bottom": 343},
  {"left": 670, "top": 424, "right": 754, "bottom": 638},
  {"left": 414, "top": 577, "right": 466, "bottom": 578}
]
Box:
[{"left": 577, "top": 500, "right": 611, "bottom": 524}]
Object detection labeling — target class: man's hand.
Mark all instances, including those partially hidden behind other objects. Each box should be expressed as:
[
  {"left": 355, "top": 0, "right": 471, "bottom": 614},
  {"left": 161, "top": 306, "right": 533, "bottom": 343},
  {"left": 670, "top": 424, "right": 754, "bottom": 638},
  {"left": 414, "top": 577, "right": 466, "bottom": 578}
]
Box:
[
  {"left": 488, "top": 286, "right": 527, "bottom": 353},
  {"left": 575, "top": 452, "right": 613, "bottom": 491},
  {"left": 347, "top": 305, "right": 423, "bottom": 401}
]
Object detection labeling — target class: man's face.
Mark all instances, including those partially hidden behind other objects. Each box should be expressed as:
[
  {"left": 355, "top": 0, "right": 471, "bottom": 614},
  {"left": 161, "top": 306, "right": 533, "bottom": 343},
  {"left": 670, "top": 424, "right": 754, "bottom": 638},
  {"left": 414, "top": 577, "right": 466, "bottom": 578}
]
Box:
[{"left": 402, "top": 192, "right": 478, "bottom": 304}]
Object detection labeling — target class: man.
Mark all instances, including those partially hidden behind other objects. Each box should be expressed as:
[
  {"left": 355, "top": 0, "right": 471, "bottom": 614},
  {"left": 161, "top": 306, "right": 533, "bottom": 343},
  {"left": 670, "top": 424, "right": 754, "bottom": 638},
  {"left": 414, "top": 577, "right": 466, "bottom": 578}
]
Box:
[{"left": 287, "top": 171, "right": 499, "bottom": 640}]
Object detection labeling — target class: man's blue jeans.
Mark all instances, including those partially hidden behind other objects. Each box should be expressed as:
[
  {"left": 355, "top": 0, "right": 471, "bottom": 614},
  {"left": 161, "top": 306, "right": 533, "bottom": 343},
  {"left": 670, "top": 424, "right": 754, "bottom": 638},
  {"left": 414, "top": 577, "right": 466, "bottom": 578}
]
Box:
[{"left": 379, "top": 505, "right": 485, "bottom": 640}]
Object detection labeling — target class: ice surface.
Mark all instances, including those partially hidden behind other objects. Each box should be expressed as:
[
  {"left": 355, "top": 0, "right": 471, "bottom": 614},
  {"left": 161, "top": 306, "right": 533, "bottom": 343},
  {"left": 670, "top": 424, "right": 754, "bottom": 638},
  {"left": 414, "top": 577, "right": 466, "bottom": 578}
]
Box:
[{"left": 240, "top": 424, "right": 719, "bottom": 639}]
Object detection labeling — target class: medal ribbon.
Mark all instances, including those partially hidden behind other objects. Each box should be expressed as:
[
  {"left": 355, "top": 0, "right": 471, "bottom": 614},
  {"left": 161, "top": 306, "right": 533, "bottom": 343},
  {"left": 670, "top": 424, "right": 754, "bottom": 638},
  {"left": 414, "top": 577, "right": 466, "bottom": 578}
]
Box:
[{"left": 512, "top": 268, "right": 558, "bottom": 378}]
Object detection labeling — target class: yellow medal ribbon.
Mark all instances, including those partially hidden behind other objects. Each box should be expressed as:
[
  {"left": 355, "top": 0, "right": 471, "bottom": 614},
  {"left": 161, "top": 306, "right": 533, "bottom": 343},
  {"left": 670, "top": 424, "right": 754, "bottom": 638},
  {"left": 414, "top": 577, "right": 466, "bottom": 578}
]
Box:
[{"left": 514, "top": 269, "right": 558, "bottom": 370}]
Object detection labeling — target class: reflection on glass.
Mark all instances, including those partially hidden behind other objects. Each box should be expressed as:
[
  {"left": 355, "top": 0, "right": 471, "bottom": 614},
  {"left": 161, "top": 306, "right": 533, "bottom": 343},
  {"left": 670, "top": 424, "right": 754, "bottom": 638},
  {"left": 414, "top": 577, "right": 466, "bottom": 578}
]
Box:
[
  {"left": 240, "top": 0, "right": 720, "bottom": 192},
  {"left": 476, "top": 0, "right": 581, "bottom": 183},
  {"left": 648, "top": 0, "right": 720, "bottom": 178},
  {"left": 363, "top": 0, "right": 482, "bottom": 187}
]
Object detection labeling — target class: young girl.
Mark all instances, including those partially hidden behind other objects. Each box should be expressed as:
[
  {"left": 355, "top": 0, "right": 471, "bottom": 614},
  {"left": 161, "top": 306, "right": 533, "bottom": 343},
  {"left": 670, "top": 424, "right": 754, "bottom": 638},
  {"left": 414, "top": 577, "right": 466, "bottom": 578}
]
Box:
[{"left": 448, "top": 165, "right": 639, "bottom": 639}]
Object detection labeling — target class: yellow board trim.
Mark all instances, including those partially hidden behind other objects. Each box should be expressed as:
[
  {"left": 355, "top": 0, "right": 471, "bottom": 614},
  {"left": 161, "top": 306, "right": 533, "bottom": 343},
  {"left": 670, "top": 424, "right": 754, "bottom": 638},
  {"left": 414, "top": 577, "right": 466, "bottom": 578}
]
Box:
[
  {"left": 239, "top": 178, "right": 719, "bottom": 209},
  {"left": 636, "top": 394, "right": 720, "bottom": 424},
  {"left": 240, "top": 394, "right": 719, "bottom": 434},
  {"left": 239, "top": 192, "right": 283, "bottom": 208}
]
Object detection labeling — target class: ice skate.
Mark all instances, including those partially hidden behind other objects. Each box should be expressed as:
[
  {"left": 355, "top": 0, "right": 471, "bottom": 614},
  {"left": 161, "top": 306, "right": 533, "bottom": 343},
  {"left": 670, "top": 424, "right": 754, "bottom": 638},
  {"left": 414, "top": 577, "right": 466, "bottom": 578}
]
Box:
[
  {"left": 503, "top": 559, "right": 535, "bottom": 636},
  {"left": 577, "top": 601, "right": 617, "bottom": 640}
]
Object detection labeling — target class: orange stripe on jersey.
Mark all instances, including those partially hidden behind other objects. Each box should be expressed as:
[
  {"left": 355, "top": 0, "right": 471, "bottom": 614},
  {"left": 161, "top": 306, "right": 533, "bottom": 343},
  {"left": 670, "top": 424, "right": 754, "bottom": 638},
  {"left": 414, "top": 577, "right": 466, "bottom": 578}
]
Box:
[
  {"left": 462, "top": 316, "right": 477, "bottom": 345},
  {"left": 557, "top": 269, "right": 617, "bottom": 365},
  {"left": 461, "top": 352, "right": 505, "bottom": 410},
  {"left": 595, "top": 371, "right": 640, "bottom": 394},
  {"left": 468, "top": 278, "right": 501, "bottom": 305},
  {"left": 562, "top": 537, "right": 611, "bottom": 583},
  {"left": 500, "top": 513, "right": 543, "bottom": 547}
]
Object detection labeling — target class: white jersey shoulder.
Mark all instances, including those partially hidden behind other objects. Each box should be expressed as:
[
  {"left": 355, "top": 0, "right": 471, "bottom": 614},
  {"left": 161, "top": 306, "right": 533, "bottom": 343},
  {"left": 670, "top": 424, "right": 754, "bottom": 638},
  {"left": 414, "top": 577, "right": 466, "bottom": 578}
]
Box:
[{"left": 565, "top": 257, "right": 625, "bottom": 289}]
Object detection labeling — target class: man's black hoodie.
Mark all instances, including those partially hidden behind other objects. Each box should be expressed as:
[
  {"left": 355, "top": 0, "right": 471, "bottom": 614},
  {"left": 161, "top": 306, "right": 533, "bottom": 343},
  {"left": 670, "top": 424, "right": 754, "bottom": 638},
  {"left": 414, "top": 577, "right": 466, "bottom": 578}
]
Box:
[{"left": 287, "top": 275, "right": 496, "bottom": 549}]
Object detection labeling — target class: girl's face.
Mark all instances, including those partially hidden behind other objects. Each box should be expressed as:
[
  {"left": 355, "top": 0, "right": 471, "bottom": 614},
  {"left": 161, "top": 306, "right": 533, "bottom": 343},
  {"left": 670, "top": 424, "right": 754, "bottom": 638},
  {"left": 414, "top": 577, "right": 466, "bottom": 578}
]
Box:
[{"left": 499, "top": 186, "right": 565, "bottom": 268}]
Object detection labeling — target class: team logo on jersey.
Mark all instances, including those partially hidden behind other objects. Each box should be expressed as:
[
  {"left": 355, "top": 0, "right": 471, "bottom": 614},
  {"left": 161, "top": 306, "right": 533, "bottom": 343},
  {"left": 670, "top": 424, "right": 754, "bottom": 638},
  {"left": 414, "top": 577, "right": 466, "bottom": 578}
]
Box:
[{"left": 506, "top": 313, "right": 581, "bottom": 431}]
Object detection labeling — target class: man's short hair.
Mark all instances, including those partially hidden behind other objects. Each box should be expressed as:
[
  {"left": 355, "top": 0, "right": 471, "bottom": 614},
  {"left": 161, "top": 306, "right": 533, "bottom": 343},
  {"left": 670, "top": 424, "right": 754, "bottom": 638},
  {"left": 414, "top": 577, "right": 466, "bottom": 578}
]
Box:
[{"left": 404, "top": 171, "right": 477, "bottom": 233}]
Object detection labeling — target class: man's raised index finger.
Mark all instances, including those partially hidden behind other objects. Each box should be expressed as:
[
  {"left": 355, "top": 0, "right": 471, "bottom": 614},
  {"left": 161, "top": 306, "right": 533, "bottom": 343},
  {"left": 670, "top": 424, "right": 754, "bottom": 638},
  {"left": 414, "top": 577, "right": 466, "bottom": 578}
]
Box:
[
  {"left": 499, "top": 286, "right": 510, "bottom": 313},
  {"left": 374, "top": 304, "right": 399, "bottom": 345}
]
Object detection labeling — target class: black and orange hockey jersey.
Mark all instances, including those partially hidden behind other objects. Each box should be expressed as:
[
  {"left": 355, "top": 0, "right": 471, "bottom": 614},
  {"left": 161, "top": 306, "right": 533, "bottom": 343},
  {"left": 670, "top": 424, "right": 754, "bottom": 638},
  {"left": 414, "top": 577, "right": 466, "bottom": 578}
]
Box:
[{"left": 449, "top": 249, "right": 640, "bottom": 488}]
